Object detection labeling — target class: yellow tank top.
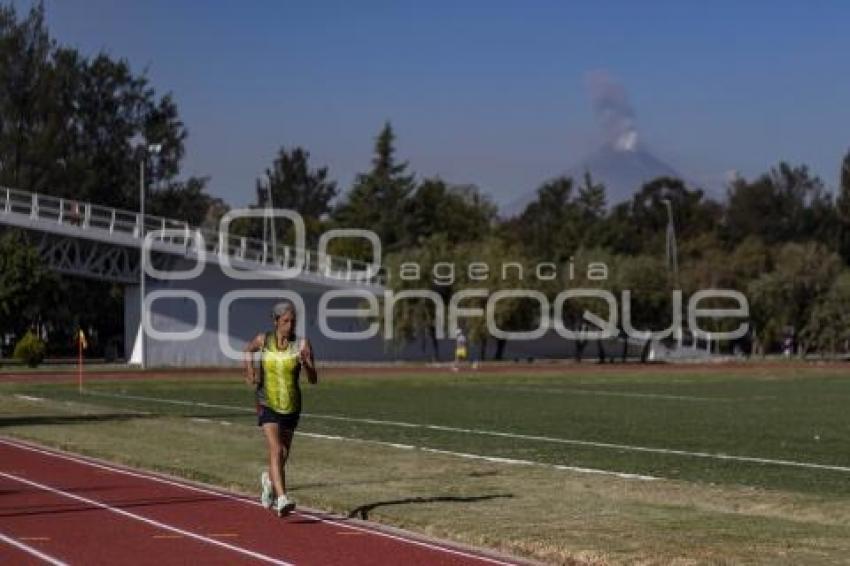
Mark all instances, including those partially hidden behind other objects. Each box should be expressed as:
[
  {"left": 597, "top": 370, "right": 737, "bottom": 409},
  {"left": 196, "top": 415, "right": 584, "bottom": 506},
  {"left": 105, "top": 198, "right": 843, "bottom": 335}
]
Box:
[{"left": 258, "top": 332, "right": 301, "bottom": 414}]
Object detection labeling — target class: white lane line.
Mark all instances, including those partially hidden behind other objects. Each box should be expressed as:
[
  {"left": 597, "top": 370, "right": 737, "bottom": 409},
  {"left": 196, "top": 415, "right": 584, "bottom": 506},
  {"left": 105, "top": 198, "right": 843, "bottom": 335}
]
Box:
[
  {"left": 0, "top": 531, "right": 68, "bottom": 566},
  {"left": 299, "top": 432, "right": 657, "bottom": 481},
  {"left": 0, "top": 439, "right": 516, "bottom": 565},
  {"left": 420, "top": 447, "right": 656, "bottom": 480},
  {"left": 85, "top": 391, "right": 246, "bottom": 412},
  {"left": 14, "top": 394, "right": 45, "bottom": 402},
  {"left": 0, "top": 471, "right": 294, "bottom": 566},
  {"left": 82, "top": 391, "right": 651, "bottom": 479},
  {"left": 485, "top": 385, "right": 737, "bottom": 402},
  {"left": 304, "top": 416, "right": 850, "bottom": 474},
  {"left": 81, "top": 390, "right": 850, "bottom": 474}
]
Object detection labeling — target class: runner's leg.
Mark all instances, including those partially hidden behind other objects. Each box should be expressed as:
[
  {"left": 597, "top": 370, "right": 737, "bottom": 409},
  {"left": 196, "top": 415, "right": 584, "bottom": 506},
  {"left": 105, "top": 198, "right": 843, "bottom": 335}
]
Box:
[{"left": 262, "top": 423, "right": 285, "bottom": 497}]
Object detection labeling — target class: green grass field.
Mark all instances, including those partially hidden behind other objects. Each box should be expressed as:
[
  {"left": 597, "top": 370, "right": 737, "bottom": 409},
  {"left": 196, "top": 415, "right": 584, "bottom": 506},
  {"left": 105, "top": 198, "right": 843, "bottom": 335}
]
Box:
[{"left": 2, "top": 364, "right": 850, "bottom": 564}]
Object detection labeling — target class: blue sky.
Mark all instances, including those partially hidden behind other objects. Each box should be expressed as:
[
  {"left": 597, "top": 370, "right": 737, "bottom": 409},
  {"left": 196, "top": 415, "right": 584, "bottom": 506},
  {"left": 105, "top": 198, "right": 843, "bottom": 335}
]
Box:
[{"left": 27, "top": 0, "right": 850, "bottom": 208}]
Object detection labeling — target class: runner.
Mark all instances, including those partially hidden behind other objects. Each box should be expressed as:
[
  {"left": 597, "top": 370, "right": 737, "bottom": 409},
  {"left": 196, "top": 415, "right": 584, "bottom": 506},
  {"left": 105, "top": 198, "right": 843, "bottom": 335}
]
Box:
[
  {"left": 453, "top": 328, "right": 469, "bottom": 371},
  {"left": 243, "top": 301, "right": 318, "bottom": 516}
]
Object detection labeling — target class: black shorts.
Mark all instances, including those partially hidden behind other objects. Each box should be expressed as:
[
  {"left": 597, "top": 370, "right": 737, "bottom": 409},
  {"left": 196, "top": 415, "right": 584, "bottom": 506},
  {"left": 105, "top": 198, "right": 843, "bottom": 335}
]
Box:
[{"left": 257, "top": 405, "right": 300, "bottom": 430}]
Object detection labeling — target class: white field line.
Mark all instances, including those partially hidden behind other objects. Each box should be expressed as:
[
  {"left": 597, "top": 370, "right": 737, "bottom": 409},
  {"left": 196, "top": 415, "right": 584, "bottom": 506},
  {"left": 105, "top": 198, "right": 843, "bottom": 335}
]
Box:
[
  {"left": 85, "top": 391, "right": 240, "bottom": 412},
  {"left": 0, "top": 531, "right": 68, "bottom": 566},
  {"left": 0, "top": 439, "right": 515, "bottom": 566},
  {"left": 483, "top": 385, "right": 740, "bottom": 402},
  {"left": 82, "top": 391, "right": 653, "bottom": 480},
  {"left": 0, "top": 471, "right": 294, "bottom": 566},
  {"left": 483, "top": 383, "right": 777, "bottom": 402},
  {"left": 81, "top": 390, "right": 850, "bottom": 474},
  {"left": 298, "top": 432, "right": 657, "bottom": 481},
  {"left": 14, "top": 394, "right": 45, "bottom": 402}
]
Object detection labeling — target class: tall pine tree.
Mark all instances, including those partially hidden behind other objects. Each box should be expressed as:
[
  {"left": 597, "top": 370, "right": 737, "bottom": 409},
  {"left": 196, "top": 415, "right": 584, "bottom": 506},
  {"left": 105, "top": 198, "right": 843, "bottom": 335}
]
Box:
[{"left": 333, "top": 122, "right": 414, "bottom": 257}]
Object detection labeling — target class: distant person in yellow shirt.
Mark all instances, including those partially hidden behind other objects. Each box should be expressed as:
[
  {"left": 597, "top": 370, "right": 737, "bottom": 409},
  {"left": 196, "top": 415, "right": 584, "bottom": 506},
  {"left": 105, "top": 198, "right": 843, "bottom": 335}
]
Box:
[{"left": 453, "top": 328, "right": 469, "bottom": 372}]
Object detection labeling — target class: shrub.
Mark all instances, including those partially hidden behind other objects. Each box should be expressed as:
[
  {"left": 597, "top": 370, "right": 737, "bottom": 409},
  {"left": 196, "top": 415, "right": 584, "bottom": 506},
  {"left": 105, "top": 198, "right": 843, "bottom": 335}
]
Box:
[{"left": 13, "top": 331, "right": 45, "bottom": 368}]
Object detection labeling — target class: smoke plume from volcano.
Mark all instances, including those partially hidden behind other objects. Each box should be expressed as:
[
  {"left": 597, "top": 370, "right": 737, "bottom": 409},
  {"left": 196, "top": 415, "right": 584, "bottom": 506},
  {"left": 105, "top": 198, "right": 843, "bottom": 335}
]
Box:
[{"left": 585, "top": 70, "right": 639, "bottom": 152}]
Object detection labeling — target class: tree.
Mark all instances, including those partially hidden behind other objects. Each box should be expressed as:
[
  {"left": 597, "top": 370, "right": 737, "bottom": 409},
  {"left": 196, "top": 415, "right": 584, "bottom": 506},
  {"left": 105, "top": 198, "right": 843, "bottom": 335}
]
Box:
[
  {"left": 747, "top": 242, "right": 841, "bottom": 355},
  {"left": 147, "top": 177, "right": 222, "bottom": 227},
  {"left": 382, "top": 233, "right": 455, "bottom": 360},
  {"left": 510, "top": 176, "right": 580, "bottom": 261},
  {"left": 579, "top": 176, "right": 720, "bottom": 257},
  {"left": 574, "top": 172, "right": 608, "bottom": 247},
  {"left": 556, "top": 246, "right": 618, "bottom": 362},
  {"left": 401, "top": 179, "right": 495, "bottom": 248},
  {"left": 724, "top": 163, "right": 837, "bottom": 248},
  {"left": 0, "top": 230, "right": 56, "bottom": 337},
  {"left": 0, "top": 3, "right": 53, "bottom": 192},
  {"left": 803, "top": 270, "right": 850, "bottom": 357},
  {"left": 381, "top": 233, "right": 541, "bottom": 361},
  {"left": 453, "top": 236, "right": 539, "bottom": 360},
  {"left": 0, "top": 4, "right": 195, "bottom": 210},
  {"left": 260, "top": 146, "right": 337, "bottom": 246},
  {"left": 333, "top": 122, "right": 415, "bottom": 257},
  {"left": 592, "top": 201, "right": 641, "bottom": 255},
  {"left": 680, "top": 235, "right": 771, "bottom": 292},
  {"left": 633, "top": 177, "right": 719, "bottom": 236},
  {"left": 62, "top": 53, "right": 186, "bottom": 209},
  {"left": 576, "top": 171, "right": 607, "bottom": 219},
  {"left": 615, "top": 254, "right": 672, "bottom": 361}
]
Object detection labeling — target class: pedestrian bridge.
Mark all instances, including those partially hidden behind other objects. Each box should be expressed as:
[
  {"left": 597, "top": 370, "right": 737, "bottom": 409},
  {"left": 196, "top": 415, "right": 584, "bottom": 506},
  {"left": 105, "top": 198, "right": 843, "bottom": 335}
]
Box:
[{"left": 0, "top": 186, "right": 384, "bottom": 288}]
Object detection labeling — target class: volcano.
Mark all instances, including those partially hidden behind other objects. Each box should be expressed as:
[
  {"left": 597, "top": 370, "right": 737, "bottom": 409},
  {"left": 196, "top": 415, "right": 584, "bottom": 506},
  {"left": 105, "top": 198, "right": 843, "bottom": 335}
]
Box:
[{"left": 505, "top": 141, "right": 683, "bottom": 216}]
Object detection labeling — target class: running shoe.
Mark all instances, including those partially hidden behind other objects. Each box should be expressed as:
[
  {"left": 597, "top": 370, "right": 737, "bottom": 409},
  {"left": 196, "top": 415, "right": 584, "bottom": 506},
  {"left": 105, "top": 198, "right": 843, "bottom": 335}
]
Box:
[
  {"left": 274, "top": 494, "right": 296, "bottom": 517},
  {"left": 260, "top": 471, "right": 274, "bottom": 509}
]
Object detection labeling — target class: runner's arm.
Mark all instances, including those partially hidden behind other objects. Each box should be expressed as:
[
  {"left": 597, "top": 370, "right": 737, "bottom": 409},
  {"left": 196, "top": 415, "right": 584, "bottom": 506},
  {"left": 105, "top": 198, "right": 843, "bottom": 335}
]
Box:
[
  {"left": 243, "top": 333, "right": 265, "bottom": 385},
  {"left": 299, "top": 338, "right": 318, "bottom": 384}
]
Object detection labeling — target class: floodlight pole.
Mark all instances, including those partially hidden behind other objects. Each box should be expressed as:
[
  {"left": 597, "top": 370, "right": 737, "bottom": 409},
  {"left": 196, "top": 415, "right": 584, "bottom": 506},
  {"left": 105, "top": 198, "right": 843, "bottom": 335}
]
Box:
[
  {"left": 267, "top": 173, "right": 277, "bottom": 262},
  {"left": 139, "top": 143, "right": 161, "bottom": 369},
  {"left": 259, "top": 181, "right": 268, "bottom": 257},
  {"left": 262, "top": 173, "right": 277, "bottom": 263},
  {"left": 662, "top": 198, "right": 682, "bottom": 347},
  {"left": 662, "top": 199, "right": 679, "bottom": 288}
]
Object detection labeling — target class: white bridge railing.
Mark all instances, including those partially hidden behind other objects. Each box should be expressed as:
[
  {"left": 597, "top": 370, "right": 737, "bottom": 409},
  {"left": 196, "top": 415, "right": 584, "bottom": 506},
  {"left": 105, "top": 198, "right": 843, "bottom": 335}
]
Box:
[{"left": 0, "top": 187, "right": 384, "bottom": 286}]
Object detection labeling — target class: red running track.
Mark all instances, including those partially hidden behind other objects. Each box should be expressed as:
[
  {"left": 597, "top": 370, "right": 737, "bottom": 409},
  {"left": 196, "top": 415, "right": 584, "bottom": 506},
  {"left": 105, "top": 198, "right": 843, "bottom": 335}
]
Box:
[{"left": 0, "top": 438, "right": 519, "bottom": 565}]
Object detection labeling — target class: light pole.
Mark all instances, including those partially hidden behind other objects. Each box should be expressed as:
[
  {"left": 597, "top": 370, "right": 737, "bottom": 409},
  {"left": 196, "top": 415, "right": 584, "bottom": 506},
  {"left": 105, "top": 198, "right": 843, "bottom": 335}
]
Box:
[
  {"left": 139, "top": 143, "right": 162, "bottom": 369},
  {"left": 661, "top": 198, "right": 681, "bottom": 348},
  {"left": 661, "top": 198, "right": 679, "bottom": 288},
  {"left": 264, "top": 172, "right": 277, "bottom": 263}
]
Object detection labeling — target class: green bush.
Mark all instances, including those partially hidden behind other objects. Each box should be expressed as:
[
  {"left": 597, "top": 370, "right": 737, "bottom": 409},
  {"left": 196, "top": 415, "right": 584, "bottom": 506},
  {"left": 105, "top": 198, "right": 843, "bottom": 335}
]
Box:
[{"left": 13, "top": 331, "right": 45, "bottom": 368}]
